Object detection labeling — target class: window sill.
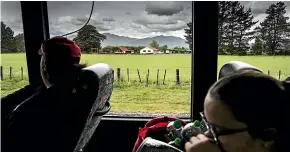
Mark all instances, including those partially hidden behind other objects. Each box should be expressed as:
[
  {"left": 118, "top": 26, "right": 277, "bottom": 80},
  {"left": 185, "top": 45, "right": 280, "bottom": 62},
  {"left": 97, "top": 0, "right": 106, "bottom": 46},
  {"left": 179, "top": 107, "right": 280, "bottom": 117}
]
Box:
[{"left": 102, "top": 112, "right": 192, "bottom": 122}]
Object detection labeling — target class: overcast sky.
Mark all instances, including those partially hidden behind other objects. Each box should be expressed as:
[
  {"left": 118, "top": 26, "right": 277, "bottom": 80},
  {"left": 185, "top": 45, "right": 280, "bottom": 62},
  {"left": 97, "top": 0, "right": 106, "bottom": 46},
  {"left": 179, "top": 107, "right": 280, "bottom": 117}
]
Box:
[
  {"left": 2, "top": 1, "right": 290, "bottom": 40},
  {"left": 1, "top": 1, "right": 192, "bottom": 39}
]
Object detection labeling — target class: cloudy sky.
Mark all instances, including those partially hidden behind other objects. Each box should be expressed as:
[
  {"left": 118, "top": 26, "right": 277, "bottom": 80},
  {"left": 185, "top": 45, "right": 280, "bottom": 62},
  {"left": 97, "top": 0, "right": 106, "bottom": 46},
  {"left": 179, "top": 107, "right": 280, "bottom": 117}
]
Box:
[
  {"left": 240, "top": 1, "right": 290, "bottom": 29},
  {"left": 2, "top": 1, "right": 290, "bottom": 40},
  {"left": 1, "top": 1, "right": 192, "bottom": 39}
]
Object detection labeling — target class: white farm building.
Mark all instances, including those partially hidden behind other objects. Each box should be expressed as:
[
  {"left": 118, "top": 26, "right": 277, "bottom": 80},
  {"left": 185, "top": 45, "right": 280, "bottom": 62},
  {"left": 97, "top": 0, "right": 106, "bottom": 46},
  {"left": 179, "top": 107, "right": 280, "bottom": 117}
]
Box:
[{"left": 139, "top": 47, "right": 158, "bottom": 54}]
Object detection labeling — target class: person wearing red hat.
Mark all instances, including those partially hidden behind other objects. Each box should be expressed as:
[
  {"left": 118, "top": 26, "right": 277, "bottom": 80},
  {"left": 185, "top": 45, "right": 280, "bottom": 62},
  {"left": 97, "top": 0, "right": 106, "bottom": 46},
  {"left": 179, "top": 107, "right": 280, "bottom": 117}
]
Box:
[
  {"left": 2, "top": 36, "right": 86, "bottom": 113},
  {"left": 2, "top": 36, "right": 86, "bottom": 123},
  {"left": 39, "top": 36, "right": 86, "bottom": 88},
  {"left": 5, "top": 37, "right": 88, "bottom": 152}
]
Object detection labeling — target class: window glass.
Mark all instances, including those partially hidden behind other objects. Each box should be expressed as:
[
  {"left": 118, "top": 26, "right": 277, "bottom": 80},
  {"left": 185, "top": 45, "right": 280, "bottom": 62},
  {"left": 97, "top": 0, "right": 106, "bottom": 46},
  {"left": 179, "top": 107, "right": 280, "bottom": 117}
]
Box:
[
  {"left": 218, "top": 1, "right": 290, "bottom": 81},
  {"left": 47, "top": 1, "right": 193, "bottom": 116},
  {"left": 1, "top": 1, "right": 29, "bottom": 97}
]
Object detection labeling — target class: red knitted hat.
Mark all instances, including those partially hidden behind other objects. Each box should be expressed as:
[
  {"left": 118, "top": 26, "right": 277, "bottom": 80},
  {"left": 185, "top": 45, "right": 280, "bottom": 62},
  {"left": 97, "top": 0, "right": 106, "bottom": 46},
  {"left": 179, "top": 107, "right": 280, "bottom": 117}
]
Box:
[{"left": 39, "top": 36, "right": 81, "bottom": 64}]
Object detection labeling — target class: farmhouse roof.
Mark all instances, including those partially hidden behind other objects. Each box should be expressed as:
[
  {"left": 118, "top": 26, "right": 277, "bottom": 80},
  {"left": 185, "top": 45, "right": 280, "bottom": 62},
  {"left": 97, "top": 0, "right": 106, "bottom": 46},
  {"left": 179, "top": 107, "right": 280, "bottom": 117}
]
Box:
[
  {"left": 119, "top": 47, "right": 129, "bottom": 52},
  {"left": 150, "top": 47, "right": 158, "bottom": 51}
]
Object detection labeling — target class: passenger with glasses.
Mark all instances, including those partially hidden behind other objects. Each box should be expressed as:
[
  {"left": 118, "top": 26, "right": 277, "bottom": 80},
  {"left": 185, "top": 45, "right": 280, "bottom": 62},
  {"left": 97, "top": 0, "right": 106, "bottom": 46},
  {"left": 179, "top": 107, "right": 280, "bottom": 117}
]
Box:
[{"left": 185, "top": 70, "right": 290, "bottom": 152}]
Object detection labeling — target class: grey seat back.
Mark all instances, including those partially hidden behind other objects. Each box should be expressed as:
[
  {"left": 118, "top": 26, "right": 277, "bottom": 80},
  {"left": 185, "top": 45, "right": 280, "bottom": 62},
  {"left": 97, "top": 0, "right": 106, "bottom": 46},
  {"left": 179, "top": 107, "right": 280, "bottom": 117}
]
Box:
[
  {"left": 219, "top": 61, "right": 262, "bottom": 79},
  {"left": 285, "top": 76, "right": 290, "bottom": 82},
  {"left": 73, "top": 63, "right": 114, "bottom": 152}
]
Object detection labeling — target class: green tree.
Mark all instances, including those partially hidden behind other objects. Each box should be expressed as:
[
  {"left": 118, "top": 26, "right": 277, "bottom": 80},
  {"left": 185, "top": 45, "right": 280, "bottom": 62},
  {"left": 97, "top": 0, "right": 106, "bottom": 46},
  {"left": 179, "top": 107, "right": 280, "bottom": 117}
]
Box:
[
  {"left": 102, "top": 45, "right": 113, "bottom": 53},
  {"left": 218, "top": 1, "right": 231, "bottom": 46},
  {"left": 254, "top": 26, "right": 267, "bottom": 54},
  {"left": 13, "top": 33, "right": 25, "bottom": 52},
  {"left": 184, "top": 21, "right": 193, "bottom": 50},
  {"left": 281, "top": 23, "right": 290, "bottom": 55},
  {"left": 73, "top": 25, "right": 106, "bottom": 53},
  {"left": 159, "top": 45, "right": 168, "bottom": 52},
  {"left": 125, "top": 46, "right": 140, "bottom": 53},
  {"left": 222, "top": 2, "right": 243, "bottom": 50},
  {"left": 251, "top": 37, "right": 263, "bottom": 55},
  {"left": 235, "top": 8, "right": 258, "bottom": 52},
  {"left": 149, "top": 40, "right": 159, "bottom": 49},
  {"left": 173, "top": 46, "right": 184, "bottom": 53},
  {"left": 173, "top": 46, "right": 179, "bottom": 53},
  {"left": 256, "top": 2, "right": 289, "bottom": 54},
  {"left": 1, "top": 21, "right": 15, "bottom": 52},
  {"left": 219, "top": 2, "right": 258, "bottom": 55}
]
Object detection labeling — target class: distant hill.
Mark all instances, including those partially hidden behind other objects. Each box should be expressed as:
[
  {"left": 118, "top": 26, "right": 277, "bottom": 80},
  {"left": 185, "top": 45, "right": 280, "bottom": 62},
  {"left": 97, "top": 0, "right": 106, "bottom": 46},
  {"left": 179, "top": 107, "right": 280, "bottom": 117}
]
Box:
[{"left": 102, "top": 33, "right": 188, "bottom": 49}]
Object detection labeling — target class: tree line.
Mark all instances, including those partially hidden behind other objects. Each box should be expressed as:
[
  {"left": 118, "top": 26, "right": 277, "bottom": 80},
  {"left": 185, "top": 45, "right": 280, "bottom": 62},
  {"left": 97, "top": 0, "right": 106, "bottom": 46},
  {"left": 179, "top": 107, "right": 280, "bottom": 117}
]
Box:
[
  {"left": 73, "top": 25, "right": 190, "bottom": 53},
  {"left": 1, "top": 22, "right": 25, "bottom": 53},
  {"left": 147, "top": 40, "right": 189, "bottom": 53},
  {"left": 101, "top": 42, "right": 189, "bottom": 54},
  {"left": 218, "top": 1, "right": 290, "bottom": 55},
  {"left": 1, "top": 21, "right": 190, "bottom": 54}
]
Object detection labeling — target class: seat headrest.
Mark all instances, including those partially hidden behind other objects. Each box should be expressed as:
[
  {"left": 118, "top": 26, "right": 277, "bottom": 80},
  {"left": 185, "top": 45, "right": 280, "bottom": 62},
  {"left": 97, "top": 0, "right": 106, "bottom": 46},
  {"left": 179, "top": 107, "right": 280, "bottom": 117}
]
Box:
[
  {"left": 219, "top": 61, "right": 263, "bottom": 79},
  {"left": 77, "top": 63, "right": 114, "bottom": 102}
]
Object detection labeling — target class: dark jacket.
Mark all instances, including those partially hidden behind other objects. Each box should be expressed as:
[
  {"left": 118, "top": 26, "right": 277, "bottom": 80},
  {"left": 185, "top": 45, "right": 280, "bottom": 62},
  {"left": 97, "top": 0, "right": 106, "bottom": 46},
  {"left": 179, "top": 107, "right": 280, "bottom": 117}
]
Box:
[
  {"left": 1, "top": 85, "right": 46, "bottom": 119},
  {"left": 2, "top": 85, "right": 46, "bottom": 152},
  {"left": 5, "top": 83, "right": 89, "bottom": 152}
]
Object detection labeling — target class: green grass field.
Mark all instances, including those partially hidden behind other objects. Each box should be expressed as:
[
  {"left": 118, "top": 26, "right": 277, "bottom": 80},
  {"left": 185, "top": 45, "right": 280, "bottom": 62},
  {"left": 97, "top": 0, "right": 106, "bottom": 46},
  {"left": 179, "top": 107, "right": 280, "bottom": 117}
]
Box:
[{"left": 1, "top": 53, "right": 290, "bottom": 114}]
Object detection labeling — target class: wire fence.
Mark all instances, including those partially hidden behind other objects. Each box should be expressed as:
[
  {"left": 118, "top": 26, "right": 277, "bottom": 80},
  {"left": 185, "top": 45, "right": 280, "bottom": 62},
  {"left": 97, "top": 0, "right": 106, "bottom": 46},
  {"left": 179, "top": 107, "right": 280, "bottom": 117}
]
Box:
[{"left": 0, "top": 66, "right": 289, "bottom": 86}]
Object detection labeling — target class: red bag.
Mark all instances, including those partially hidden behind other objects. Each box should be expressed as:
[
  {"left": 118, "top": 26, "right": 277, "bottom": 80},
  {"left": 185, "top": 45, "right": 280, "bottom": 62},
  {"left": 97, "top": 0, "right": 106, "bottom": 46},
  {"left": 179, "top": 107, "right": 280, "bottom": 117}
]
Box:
[{"left": 132, "top": 116, "right": 186, "bottom": 152}]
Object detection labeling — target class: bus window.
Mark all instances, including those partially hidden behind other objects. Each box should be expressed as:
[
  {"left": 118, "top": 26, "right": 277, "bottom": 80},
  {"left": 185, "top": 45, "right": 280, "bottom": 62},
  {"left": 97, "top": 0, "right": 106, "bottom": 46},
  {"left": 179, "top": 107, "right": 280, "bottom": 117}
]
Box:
[
  {"left": 1, "top": 1, "right": 28, "bottom": 97},
  {"left": 218, "top": 1, "right": 290, "bottom": 80},
  {"left": 47, "top": 1, "right": 193, "bottom": 117}
]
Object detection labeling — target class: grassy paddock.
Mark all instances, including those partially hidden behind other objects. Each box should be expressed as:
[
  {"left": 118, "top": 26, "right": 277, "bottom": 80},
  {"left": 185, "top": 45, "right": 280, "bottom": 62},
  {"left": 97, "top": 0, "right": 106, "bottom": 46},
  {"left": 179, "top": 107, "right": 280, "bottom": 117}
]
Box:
[{"left": 1, "top": 54, "right": 290, "bottom": 114}]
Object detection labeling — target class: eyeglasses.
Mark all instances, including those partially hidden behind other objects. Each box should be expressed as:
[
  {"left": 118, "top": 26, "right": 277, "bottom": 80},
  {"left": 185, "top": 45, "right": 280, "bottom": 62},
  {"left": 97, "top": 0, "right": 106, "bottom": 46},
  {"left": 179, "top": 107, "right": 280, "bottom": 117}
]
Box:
[{"left": 200, "top": 112, "right": 248, "bottom": 152}]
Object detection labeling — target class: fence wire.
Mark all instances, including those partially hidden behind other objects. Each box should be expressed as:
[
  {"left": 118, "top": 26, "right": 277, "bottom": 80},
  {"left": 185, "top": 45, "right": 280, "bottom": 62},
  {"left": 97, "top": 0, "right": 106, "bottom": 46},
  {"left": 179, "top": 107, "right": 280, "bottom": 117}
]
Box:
[{"left": 0, "top": 66, "right": 289, "bottom": 85}]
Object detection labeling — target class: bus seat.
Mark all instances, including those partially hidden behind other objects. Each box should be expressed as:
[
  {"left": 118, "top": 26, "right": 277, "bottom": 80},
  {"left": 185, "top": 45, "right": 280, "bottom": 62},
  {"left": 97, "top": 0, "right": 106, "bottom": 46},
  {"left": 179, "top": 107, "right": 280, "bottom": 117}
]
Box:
[
  {"left": 285, "top": 76, "right": 290, "bottom": 82},
  {"left": 219, "top": 61, "right": 263, "bottom": 79},
  {"left": 6, "top": 63, "right": 114, "bottom": 152},
  {"left": 73, "top": 63, "right": 114, "bottom": 152}
]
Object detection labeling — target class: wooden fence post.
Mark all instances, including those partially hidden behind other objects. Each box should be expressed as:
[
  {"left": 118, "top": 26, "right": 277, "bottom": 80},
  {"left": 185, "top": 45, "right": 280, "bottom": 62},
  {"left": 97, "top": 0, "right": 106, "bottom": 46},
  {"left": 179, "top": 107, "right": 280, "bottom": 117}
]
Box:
[
  {"left": 279, "top": 70, "right": 281, "bottom": 80},
  {"left": 146, "top": 69, "right": 150, "bottom": 87},
  {"left": 176, "top": 69, "right": 180, "bottom": 85},
  {"left": 21, "top": 67, "right": 24, "bottom": 80},
  {"left": 117, "top": 68, "right": 121, "bottom": 82},
  {"left": 10, "top": 66, "right": 12, "bottom": 80},
  {"left": 127, "top": 68, "right": 130, "bottom": 82},
  {"left": 157, "top": 69, "right": 159, "bottom": 85},
  {"left": 0, "top": 66, "right": 3, "bottom": 80},
  {"left": 163, "top": 69, "right": 167, "bottom": 85},
  {"left": 268, "top": 70, "right": 270, "bottom": 76},
  {"left": 137, "top": 69, "right": 142, "bottom": 83}
]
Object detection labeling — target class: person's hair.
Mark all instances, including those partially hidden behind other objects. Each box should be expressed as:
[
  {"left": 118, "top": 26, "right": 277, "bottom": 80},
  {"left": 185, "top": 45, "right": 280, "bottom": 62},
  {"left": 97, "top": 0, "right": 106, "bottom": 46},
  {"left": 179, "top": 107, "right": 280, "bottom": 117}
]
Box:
[{"left": 208, "top": 70, "right": 290, "bottom": 152}]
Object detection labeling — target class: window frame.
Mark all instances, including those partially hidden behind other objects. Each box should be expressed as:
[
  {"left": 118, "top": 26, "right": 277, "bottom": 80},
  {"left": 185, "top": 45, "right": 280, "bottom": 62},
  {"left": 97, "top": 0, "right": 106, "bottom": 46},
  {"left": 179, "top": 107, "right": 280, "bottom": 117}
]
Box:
[
  {"left": 21, "top": 1, "right": 50, "bottom": 87},
  {"left": 20, "top": 1, "right": 218, "bottom": 121},
  {"left": 192, "top": 2, "right": 218, "bottom": 120}
]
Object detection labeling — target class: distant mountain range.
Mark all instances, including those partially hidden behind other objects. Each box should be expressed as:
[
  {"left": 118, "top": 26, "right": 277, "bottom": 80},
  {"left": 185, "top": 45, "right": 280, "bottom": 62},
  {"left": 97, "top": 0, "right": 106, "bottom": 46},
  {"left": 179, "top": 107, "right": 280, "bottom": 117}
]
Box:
[{"left": 101, "top": 33, "right": 189, "bottom": 49}]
